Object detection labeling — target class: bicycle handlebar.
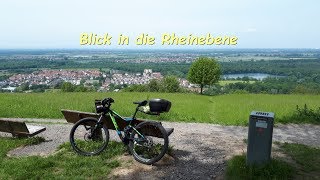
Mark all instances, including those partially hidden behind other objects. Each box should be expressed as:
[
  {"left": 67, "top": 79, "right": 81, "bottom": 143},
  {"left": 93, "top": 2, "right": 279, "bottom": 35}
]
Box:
[{"left": 101, "top": 97, "right": 114, "bottom": 107}]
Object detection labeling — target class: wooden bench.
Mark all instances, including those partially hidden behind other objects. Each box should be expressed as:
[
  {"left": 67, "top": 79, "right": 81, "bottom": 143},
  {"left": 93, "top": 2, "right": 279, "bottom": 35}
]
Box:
[
  {"left": 61, "top": 109, "right": 174, "bottom": 137},
  {"left": 0, "top": 119, "right": 46, "bottom": 137}
]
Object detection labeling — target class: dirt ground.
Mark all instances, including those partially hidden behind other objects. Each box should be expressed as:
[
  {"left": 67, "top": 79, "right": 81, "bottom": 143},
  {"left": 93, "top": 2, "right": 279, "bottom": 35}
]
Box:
[{"left": 1, "top": 119, "right": 319, "bottom": 179}]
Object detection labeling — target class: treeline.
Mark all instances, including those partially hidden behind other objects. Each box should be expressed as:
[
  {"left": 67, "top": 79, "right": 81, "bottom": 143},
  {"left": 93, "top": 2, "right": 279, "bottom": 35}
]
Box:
[
  {"left": 122, "top": 76, "right": 185, "bottom": 93},
  {"left": 12, "top": 82, "right": 97, "bottom": 93},
  {"left": 12, "top": 83, "right": 50, "bottom": 93},
  {"left": 205, "top": 75, "right": 320, "bottom": 95},
  {"left": 221, "top": 59, "right": 320, "bottom": 76},
  {"left": 0, "top": 59, "right": 190, "bottom": 78},
  {"left": 2, "top": 58, "right": 320, "bottom": 78},
  {"left": 0, "top": 75, "right": 10, "bottom": 81},
  {"left": 60, "top": 82, "right": 96, "bottom": 92}
]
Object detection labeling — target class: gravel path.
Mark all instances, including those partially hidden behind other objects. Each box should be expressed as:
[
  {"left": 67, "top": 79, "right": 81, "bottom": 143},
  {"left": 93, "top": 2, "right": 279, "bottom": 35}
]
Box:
[{"left": 1, "top": 119, "right": 319, "bottom": 179}]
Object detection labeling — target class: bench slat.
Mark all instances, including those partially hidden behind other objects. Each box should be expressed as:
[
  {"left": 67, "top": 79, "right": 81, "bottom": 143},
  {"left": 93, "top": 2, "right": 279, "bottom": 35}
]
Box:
[
  {"left": 61, "top": 109, "right": 174, "bottom": 137},
  {"left": 0, "top": 119, "right": 46, "bottom": 137},
  {"left": 26, "top": 125, "right": 46, "bottom": 136}
]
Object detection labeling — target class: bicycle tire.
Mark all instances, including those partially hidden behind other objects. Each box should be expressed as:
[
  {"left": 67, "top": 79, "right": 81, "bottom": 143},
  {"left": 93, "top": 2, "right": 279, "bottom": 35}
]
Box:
[
  {"left": 128, "top": 121, "right": 169, "bottom": 165},
  {"left": 69, "top": 117, "right": 109, "bottom": 156}
]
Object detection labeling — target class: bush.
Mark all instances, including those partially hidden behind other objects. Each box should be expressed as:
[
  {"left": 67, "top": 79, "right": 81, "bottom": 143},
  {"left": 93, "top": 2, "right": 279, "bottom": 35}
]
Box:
[
  {"left": 231, "top": 89, "right": 249, "bottom": 94},
  {"left": 160, "top": 76, "right": 181, "bottom": 93},
  {"left": 61, "top": 82, "right": 91, "bottom": 92},
  {"left": 123, "top": 76, "right": 184, "bottom": 93},
  {"left": 122, "top": 84, "right": 149, "bottom": 92},
  {"left": 203, "top": 85, "right": 223, "bottom": 96},
  {"left": 61, "top": 82, "right": 75, "bottom": 92},
  {"left": 278, "top": 104, "right": 320, "bottom": 124},
  {"left": 148, "top": 79, "right": 161, "bottom": 92}
]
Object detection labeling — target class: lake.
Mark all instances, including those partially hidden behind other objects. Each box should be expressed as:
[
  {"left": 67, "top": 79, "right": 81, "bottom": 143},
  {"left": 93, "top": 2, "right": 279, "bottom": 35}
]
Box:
[{"left": 222, "top": 73, "right": 282, "bottom": 80}]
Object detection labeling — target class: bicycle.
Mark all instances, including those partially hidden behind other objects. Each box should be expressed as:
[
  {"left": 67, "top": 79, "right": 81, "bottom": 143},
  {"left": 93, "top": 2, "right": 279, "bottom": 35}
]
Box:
[{"left": 69, "top": 97, "right": 171, "bottom": 165}]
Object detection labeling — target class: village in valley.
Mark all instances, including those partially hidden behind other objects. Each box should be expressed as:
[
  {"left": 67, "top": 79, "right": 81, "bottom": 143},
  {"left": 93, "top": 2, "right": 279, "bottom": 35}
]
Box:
[{"left": 0, "top": 68, "right": 192, "bottom": 92}]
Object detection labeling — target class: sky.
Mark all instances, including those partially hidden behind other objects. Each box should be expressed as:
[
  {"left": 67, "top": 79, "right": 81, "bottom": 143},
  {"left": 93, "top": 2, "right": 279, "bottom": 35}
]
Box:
[{"left": 0, "top": 0, "right": 319, "bottom": 49}]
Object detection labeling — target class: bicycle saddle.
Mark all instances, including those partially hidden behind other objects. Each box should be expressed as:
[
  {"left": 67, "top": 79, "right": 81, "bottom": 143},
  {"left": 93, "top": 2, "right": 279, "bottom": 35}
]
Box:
[{"left": 133, "top": 100, "right": 148, "bottom": 106}]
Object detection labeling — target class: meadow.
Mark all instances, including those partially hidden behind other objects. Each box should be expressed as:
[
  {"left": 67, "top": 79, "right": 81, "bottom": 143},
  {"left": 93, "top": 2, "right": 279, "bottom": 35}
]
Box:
[
  {"left": 0, "top": 92, "right": 319, "bottom": 125},
  {"left": 218, "top": 80, "right": 254, "bottom": 86}
]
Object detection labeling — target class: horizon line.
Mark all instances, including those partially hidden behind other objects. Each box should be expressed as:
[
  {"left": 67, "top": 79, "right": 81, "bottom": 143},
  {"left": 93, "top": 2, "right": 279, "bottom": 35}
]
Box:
[{"left": 0, "top": 47, "right": 319, "bottom": 51}]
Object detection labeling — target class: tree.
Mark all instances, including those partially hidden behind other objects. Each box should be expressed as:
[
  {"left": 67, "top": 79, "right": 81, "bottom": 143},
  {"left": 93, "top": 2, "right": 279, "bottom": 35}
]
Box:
[
  {"left": 160, "top": 76, "right": 180, "bottom": 93},
  {"left": 148, "top": 79, "right": 161, "bottom": 92},
  {"left": 61, "top": 82, "right": 75, "bottom": 92},
  {"left": 80, "top": 79, "right": 86, "bottom": 85},
  {"left": 20, "top": 83, "right": 30, "bottom": 91},
  {"left": 74, "top": 85, "right": 87, "bottom": 92},
  {"left": 187, "top": 57, "right": 221, "bottom": 94}
]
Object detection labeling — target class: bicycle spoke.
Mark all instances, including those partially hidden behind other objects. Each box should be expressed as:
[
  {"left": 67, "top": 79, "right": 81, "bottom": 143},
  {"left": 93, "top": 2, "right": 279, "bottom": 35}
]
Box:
[
  {"left": 70, "top": 118, "right": 109, "bottom": 156},
  {"left": 129, "top": 121, "right": 169, "bottom": 164}
]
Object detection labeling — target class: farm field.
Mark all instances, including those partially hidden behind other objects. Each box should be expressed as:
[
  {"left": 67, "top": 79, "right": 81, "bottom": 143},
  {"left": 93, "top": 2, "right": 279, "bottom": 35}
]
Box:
[
  {"left": 218, "top": 80, "right": 254, "bottom": 86},
  {"left": 0, "top": 92, "right": 319, "bottom": 125}
]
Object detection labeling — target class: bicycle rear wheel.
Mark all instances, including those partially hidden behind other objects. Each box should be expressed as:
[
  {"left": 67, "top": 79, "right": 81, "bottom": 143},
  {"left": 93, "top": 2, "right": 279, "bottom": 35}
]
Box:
[
  {"left": 70, "top": 117, "right": 109, "bottom": 156},
  {"left": 128, "top": 121, "right": 169, "bottom": 165}
]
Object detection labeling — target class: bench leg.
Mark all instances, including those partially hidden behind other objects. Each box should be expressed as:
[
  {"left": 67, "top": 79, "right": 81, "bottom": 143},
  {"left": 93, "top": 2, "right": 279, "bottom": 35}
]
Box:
[{"left": 11, "top": 133, "right": 28, "bottom": 138}]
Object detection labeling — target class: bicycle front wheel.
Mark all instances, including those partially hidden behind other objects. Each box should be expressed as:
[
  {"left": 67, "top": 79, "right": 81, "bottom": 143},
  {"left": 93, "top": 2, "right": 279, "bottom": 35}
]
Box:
[
  {"left": 128, "top": 121, "right": 169, "bottom": 165},
  {"left": 70, "top": 117, "right": 109, "bottom": 156}
]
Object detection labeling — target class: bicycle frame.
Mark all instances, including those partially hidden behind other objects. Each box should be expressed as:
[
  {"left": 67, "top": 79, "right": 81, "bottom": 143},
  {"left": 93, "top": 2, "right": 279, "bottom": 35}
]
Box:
[{"left": 96, "top": 108, "right": 144, "bottom": 143}]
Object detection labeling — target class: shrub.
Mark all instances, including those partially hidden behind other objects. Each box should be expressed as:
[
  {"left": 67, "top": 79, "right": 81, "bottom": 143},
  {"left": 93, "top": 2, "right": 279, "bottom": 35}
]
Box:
[{"left": 278, "top": 104, "right": 320, "bottom": 124}]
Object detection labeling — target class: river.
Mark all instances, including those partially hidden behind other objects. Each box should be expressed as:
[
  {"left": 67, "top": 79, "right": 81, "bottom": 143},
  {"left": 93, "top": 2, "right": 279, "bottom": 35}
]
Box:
[{"left": 222, "top": 73, "right": 283, "bottom": 80}]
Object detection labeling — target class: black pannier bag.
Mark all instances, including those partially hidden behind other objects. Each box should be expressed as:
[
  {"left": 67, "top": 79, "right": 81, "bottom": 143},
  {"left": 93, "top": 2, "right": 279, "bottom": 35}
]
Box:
[{"left": 148, "top": 99, "right": 171, "bottom": 113}]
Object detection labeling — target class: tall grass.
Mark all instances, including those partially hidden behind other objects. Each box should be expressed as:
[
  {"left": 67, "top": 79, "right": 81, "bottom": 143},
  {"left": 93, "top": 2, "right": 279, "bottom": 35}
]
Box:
[{"left": 0, "top": 92, "right": 319, "bottom": 125}]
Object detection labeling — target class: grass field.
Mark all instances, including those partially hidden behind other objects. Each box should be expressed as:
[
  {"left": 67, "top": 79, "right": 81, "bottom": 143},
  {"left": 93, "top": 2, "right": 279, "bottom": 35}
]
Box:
[
  {"left": 0, "top": 92, "right": 319, "bottom": 125},
  {"left": 218, "top": 80, "right": 254, "bottom": 86},
  {"left": 0, "top": 137, "right": 125, "bottom": 179},
  {"left": 226, "top": 155, "right": 294, "bottom": 179},
  {"left": 226, "top": 143, "right": 320, "bottom": 179}
]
